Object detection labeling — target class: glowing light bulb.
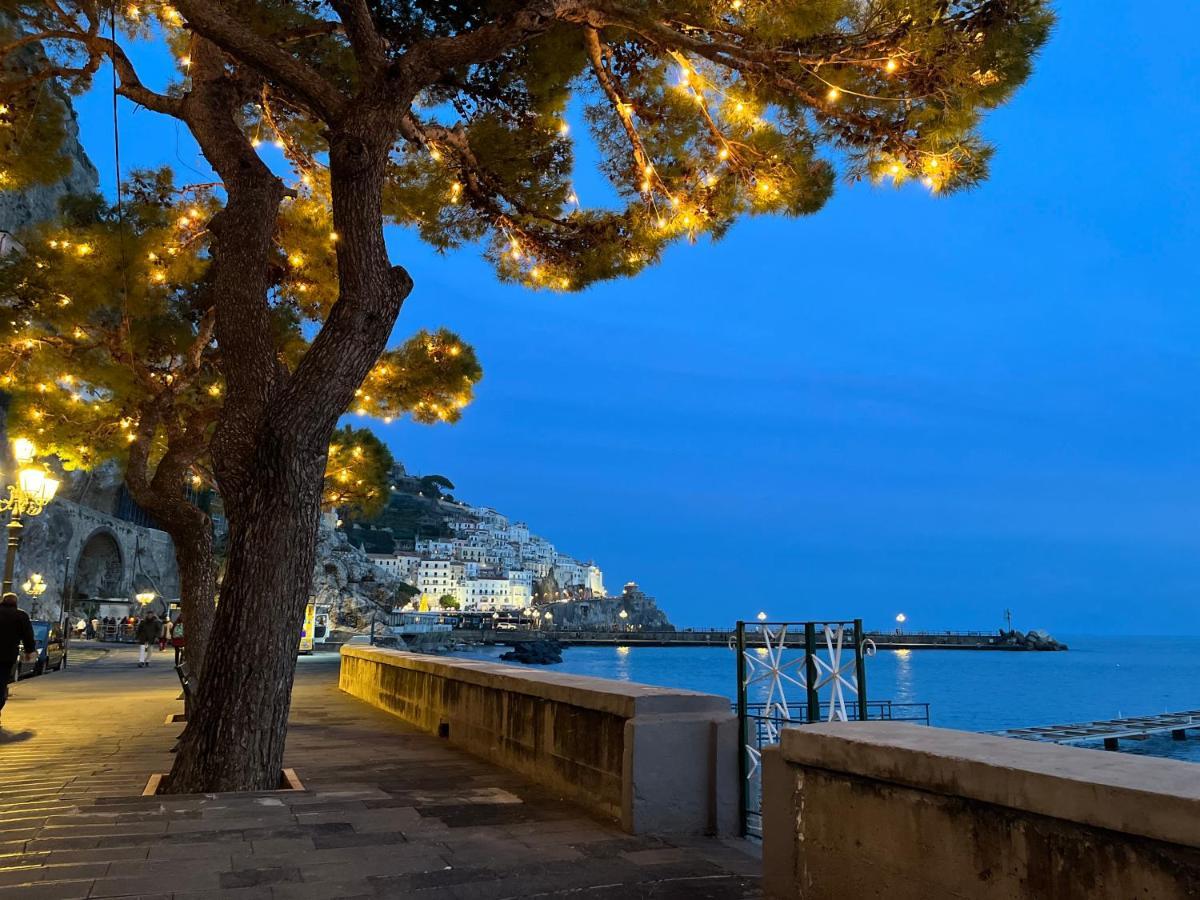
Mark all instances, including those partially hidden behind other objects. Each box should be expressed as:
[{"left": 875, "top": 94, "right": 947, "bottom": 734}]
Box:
[
  {"left": 826, "top": 87, "right": 841, "bottom": 102},
  {"left": 886, "top": 58, "right": 899, "bottom": 73},
  {"left": 717, "top": 147, "right": 730, "bottom": 161}
]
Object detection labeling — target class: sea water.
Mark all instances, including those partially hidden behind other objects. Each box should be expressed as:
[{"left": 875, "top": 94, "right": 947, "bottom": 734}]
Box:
[{"left": 455, "top": 635, "right": 1200, "bottom": 763}]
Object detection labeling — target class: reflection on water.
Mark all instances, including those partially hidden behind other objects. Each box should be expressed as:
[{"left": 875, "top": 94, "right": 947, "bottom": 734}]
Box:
[
  {"left": 892, "top": 649, "right": 914, "bottom": 704},
  {"left": 614, "top": 644, "right": 631, "bottom": 680}
]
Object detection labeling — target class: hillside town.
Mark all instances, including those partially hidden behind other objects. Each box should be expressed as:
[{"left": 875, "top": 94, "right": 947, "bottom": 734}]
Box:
[{"left": 353, "top": 465, "right": 607, "bottom": 614}]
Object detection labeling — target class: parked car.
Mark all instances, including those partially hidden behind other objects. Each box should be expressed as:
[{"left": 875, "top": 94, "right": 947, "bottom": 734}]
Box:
[
  {"left": 495, "top": 622, "right": 519, "bottom": 631},
  {"left": 17, "top": 621, "right": 67, "bottom": 678}
]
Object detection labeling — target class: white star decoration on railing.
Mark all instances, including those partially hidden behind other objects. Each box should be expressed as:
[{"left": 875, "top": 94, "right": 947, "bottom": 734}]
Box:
[{"left": 737, "top": 621, "right": 876, "bottom": 778}]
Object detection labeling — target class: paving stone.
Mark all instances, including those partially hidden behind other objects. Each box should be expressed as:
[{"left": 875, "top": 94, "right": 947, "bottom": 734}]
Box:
[
  {"left": 89, "top": 870, "right": 220, "bottom": 897},
  {"left": 219, "top": 865, "right": 303, "bottom": 889},
  {"left": 0, "top": 878, "right": 94, "bottom": 899}
]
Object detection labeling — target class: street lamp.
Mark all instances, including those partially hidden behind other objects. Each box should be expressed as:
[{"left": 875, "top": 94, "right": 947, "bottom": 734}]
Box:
[
  {"left": 895, "top": 612, "right": 907, "bottom": 635},
  {"left": 544, "top": 611, "right": 553, "bottom": 631},
  {"left": 21, "top": 572, "right": 46, "bottom": 598},
  {"left": 0, "top": 438, "right": 60, "bottom": 593},
  {"left": 618, "top": 608, "right": 628, "bottom": 631},
  {"left": 757, "top": 611, "right": 768, "bottom": 622},
  {"left": 135, "top": 590, "right": 156, "bottom": 607}
]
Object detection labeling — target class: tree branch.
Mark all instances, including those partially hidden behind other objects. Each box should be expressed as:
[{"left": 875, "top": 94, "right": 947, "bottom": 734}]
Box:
[
  {"left": 171, "top": 0, "right": 345, "bottom": 121},
  {"left": 329, "top": 0, "right": 386, "bottom": 75}
]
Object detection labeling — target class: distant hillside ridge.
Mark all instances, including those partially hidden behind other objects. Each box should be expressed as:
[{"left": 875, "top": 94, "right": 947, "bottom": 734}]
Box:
[{"left": 342, "top": 463, "right": 472, "bottom": 554}]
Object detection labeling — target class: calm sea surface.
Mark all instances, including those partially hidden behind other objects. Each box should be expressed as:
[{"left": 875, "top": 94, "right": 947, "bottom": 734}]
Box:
[{"left": 454, "top": 635, "right": 1200, "bottom": 763}]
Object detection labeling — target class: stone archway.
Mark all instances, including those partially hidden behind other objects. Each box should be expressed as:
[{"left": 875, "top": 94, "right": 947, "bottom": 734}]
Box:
[{"left": 73, "top": 529, "right": 125, "bottom": 600}]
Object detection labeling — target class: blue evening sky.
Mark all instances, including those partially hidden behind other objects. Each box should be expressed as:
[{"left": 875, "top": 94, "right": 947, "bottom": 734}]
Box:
[{"left": 74, "top": 2, "right": 1200, "bottom": 634}]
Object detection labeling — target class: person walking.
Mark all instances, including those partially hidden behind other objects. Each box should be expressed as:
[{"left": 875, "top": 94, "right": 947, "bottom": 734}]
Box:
[
  {"left": 134, "top": 613, "right": 161, "bottom": 668},
  {"left": 0, "top": 593, "right": 37, "bottom": 729},
  {"left": 170, "top": 616, "right": 185, "bottom": 665}
]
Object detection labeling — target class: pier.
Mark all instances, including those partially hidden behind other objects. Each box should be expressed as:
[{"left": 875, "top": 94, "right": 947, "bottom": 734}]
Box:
[
  {"left": 471, "top": 627, "right": 1053, "bottom": 651},
  {"left": 997, "top": 710, "right": 1200, "bottom": 750}
]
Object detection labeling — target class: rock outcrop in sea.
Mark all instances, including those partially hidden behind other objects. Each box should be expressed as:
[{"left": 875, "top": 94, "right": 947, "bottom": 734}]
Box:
[
  {"left": 997, "top": 628, "right": 1068, "bottom": 651},
  {"left": 500, "top": 640, "right": 564, "bottom": 665}
]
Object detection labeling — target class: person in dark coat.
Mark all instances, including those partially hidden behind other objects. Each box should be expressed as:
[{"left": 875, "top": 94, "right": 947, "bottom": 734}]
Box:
[
  {"left": 134, "top": 613, "right": 162, "bottom": 668},
  {"left": 0, "top": 592, "right": 37, "bottom": 727}
]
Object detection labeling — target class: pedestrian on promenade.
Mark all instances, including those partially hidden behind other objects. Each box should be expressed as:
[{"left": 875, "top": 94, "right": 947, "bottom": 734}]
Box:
[
  {"left": 86, "top": 617, "right": 96, "bottom": 639},
  {"left": 157, "top": 619, "right": 169, "bottom": 652},
  {"left": 135, "top": 613, "right": 161, "bottom": 668},
  {"left": 170, "top": 616, "right": 185, "bottom": 665},
  {"left": 0, "top": 593, "right": 37, "bottom": 728}
]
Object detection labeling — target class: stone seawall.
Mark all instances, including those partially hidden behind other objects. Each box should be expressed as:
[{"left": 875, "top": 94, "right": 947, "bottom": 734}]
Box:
[
  {"left": 762, "top": 721, "right": 1200, "bottom": 899},
  {"left": 338, "top": 645, "right": 739, "bottom": 835}
]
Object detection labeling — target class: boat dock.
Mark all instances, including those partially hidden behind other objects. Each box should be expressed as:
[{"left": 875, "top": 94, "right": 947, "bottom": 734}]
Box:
[{"left": 997, "top": 710, "right": 1200, "bottom": 750}]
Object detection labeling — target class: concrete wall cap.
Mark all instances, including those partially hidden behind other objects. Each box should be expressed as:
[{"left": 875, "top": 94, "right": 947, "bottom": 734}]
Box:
[
  {"left": 340, "top": 645, "right": 728, "bottom": 717},
  {"left": 779, "top": 722, "right": 1200, "bottom": 849}
]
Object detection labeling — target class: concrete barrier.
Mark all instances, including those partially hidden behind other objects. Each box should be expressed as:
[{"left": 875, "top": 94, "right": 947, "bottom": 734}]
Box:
[
  {"left": 338, "top": 645, "right": 738, "bottom": 834},
  {"left": 762, "top": 721, "right": 1200, "bottom": 899}
]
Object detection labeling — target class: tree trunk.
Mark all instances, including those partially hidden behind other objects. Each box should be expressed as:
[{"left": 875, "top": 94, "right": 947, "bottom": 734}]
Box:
[
  {"left": 165, "top": 431, "right": 326, "bottom": 793},
  {"left": 173, "top": 521, "right": 216, "bottom": 680}
]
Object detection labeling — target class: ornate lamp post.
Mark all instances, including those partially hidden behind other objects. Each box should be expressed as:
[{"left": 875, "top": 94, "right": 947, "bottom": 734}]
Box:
[
  {"left": 135, "top": 590, "right": 157, "bottom": 611},
  {"left": 21, "top": 572, "right": 46, "bottom": 598},
  {"left": 0, "top": 438, "right": 60, "bottom": 594},
  {"left": 544, "top": 611, "right": 553, "bottom": 632},
  {"left": 618, "top": 608, "right": 629, "bottom": 632}
]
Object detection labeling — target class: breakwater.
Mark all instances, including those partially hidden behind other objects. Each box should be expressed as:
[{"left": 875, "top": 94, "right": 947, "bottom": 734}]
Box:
[{"left": 474, "top": 628, "right": 1065, "bottom": 651}]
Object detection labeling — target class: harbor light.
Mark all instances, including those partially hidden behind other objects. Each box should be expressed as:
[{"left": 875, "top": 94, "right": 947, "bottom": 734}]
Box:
[{"left": 896, "top": 613, "right": 907, "bottom": 624}]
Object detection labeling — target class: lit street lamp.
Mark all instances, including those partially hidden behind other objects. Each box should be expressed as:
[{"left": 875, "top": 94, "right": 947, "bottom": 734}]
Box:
[
  {"left": 21, "top": 572, "right": 46, "bottom": 598},
  {"left": 544, "top": 611, "right": 553, "bottom": 631},
  {"left": 756, "top": 611, "right": 768, "bottom": 622},
  {"left": 895, "top": 612, "right": 907, "bottom": 635},
  {"left": 1, "top": 438, "right": 60, "bottom": 594},
  {"left": 618, "top": 608, "right": 629, "bottom": 632},
  {"left": 135, "top": 590, "right": 156, "bottom": 607}
]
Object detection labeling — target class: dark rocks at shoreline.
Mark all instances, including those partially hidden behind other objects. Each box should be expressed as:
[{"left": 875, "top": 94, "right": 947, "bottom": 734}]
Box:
[
  {"left": 997, "top": 628, "right": 1068, "bottom": 651},
  {"left": 501, "top": 640, "right": 564, "bottom": 665}
]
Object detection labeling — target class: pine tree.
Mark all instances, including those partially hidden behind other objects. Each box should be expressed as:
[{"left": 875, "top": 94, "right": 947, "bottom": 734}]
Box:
[
  {"left": 0, "top": 179, "right": 480, "bottom": 675},
  {"left": 0, "top": 0, "right": 1052, "bottom": 792}
]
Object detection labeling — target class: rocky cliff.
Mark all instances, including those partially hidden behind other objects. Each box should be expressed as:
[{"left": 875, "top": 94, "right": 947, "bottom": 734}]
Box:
[
  {"left": 310, "top": 523, "right": 413, "bottom": 633},
  {"left": 0, "top": 21, "right": 99, "bottom": 233}
]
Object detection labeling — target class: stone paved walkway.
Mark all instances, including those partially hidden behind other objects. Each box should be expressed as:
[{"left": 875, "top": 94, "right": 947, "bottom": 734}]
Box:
[{"left": 0, "top": 644, "right": 760, "bottom": 899}]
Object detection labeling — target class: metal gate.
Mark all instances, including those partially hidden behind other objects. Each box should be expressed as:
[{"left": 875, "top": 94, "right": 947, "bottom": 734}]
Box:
[{"left": 732, "top": 618, "right": 929, "bottom": 836}]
